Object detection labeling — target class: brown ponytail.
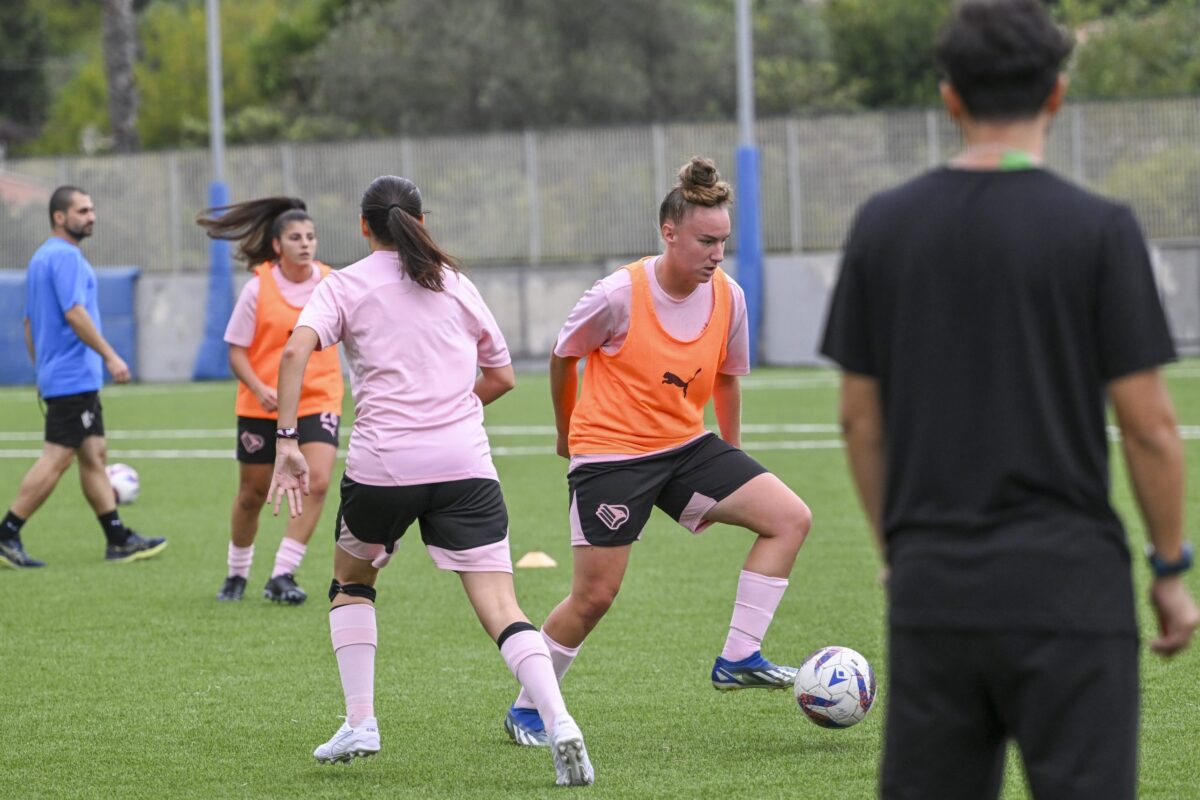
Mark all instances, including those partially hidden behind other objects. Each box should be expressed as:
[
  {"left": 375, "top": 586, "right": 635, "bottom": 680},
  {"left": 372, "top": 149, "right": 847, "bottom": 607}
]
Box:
[
  {"left": 361, "top": 176, "right": 459, "bottom": 292},
  {"left": 196, "top": 196, "right": 311, "bottom": 269}
]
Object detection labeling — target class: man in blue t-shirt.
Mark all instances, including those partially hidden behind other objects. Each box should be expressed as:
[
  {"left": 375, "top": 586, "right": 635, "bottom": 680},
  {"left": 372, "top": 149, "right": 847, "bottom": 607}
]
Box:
[{"left": 0, "top": 186, "right": 167, "bottom": 568}]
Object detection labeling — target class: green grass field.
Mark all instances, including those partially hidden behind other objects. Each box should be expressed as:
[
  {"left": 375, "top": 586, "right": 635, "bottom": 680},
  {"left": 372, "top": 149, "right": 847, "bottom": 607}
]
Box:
[{"left": 1, "top": 364, "right": 1198, "bottom": 799}]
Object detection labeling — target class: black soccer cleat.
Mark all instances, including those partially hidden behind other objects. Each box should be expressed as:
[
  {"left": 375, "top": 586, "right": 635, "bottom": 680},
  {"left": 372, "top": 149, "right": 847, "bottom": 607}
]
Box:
[
  {"left": 0, "top": 537, "right": 46, "bottom": 568},
  {"left": 264, "top": 573, "right": 307, "bottom": 605},
  {"left": 217, "top": 575, "right": 247, "bottom": 601},
  {"left": 105, "top": 530, "right": 168, "bottom": 563}
]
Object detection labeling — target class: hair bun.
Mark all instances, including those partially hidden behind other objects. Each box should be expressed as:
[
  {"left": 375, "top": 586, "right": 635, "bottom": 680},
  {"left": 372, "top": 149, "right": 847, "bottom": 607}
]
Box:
[{"left": 677, "top": 156, "right": 732, "bottom": 207}]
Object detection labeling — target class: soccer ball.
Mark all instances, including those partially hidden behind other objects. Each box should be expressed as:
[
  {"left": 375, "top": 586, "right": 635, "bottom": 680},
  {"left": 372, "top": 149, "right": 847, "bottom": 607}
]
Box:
[
  {"left": 105, "top": 463, "right": 140, "bottom": 505},
  {"left": 794, "top": 645, "right": 877, "bottom": 729}
]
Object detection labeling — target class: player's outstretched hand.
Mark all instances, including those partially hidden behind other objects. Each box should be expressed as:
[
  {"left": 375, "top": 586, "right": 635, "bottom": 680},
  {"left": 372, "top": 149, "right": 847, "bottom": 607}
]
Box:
[
  {"left": 268, "top": 441, "right": 310, "bottom": 519},
  {"left": 106, "top": 354, "right": 131, "bottom": 383},
  {"left": 1149, "top": 577, "right": 1200, "bottom": 656}
]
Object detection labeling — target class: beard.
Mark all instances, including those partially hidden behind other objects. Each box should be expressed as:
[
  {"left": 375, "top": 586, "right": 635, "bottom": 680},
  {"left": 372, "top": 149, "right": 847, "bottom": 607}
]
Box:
[{"left": 65, "top": 222, "right": 92, "bottom": 241}]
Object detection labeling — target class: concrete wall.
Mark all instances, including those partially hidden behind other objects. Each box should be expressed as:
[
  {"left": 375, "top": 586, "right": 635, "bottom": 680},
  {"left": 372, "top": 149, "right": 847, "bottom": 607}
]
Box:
[{"left": 7, "top": 242, "right": 1195, "bottom": 384}]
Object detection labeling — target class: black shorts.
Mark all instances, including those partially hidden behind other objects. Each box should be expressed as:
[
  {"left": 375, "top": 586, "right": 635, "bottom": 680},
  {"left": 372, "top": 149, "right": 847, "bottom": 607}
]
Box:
[
  {"left": 568, "top": 433, "right": 768, "bottom": 547},
  {"left": 882, "top": 627, "right": 1139, "bottom": 800},
  {"left": 236, "top": 412, "right": 340, "bottom": 464},
  {"left": 335, "top": 476, "right": 509, "bottom": 555},
  {"left": 44, "top": 390, "right": 104, "bottom": 448}
]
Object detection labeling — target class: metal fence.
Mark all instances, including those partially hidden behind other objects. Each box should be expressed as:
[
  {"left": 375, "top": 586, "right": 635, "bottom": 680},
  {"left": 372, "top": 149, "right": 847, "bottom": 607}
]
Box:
[{"left": 3, "top": 96, "right": 1200, "bottom": 272}]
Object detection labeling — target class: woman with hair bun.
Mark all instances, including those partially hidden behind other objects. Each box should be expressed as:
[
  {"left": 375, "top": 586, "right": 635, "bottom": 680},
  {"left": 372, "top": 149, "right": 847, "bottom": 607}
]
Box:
[
  {"left": 267, "top": 176, "right": 594, "bottom": 786},
  {"left": 502, "top": 157, "right": 813, "bottom": 748},
  {"left": 198, "top": 197, "right": 343, "bottom": 606}
]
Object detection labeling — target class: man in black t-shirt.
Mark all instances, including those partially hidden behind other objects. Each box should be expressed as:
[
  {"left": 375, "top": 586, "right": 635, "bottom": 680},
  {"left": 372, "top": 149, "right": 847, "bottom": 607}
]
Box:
[{"left": 820, "top": 2, "right": 1198, "bottom": 799}]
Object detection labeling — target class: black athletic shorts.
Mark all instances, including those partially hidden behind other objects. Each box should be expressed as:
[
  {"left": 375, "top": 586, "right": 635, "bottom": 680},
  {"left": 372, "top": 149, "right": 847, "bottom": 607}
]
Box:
[
  {"left": 236, "top": 412, "right": 340, "bottom": 464},
  {"left": 568, "top": 433, "right": 768, "bottom": 547},
  {"left": 882, "top": 627, "right": 1139, "bottom": 800},
  {"left": 44, "top": 390, "right": 104, "bottom": 448},
  {"left": 335, "top": 476, "right": 509, "bottom": 555}
]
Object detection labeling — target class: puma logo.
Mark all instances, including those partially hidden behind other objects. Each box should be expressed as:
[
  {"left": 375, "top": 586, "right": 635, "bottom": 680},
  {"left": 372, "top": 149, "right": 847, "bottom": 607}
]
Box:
[{"left": 662, "top": 368, "right": 701, "bottom": 398}]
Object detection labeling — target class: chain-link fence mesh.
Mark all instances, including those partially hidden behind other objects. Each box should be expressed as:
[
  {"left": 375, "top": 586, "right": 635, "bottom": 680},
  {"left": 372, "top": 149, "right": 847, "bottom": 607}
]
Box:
[{"left": 3, "top": 97, "right": 1199, "bottom": 272}]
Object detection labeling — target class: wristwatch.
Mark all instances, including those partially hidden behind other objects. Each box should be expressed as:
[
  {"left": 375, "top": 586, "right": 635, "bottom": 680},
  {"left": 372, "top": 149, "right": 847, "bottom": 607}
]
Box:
[
  {"left": 1145, "top": 542, "right": 1194, "bottom": 579},
  {"left": 276, "top": 427, "right": 299, "bottom": 440}
]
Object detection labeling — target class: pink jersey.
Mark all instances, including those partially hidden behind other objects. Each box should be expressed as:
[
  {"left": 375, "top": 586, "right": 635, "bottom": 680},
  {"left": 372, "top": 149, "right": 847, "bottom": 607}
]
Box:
[
  {"left": 223, "top": 264, "right": 324, "bottom": 347},
  {"left": 553, "top": 255, "right": 750, "bottom": 375},
  {"left": 296, "top": 250, "right": 511, "bottom": 486}
]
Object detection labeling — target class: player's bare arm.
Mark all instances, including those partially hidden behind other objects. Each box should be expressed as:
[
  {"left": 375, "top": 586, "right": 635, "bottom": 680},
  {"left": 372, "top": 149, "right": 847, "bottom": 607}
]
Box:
[
  {"left": 228, "top": 344, "right": 277, "bottom": 412},
  {"left": 23, "top": 318, "right": 34, "bottom": 363},
  {"left": 63, "top": 303, "right": 129, "bottom": 382},
  {"left": 1108, "top": 367, "right": 1199, "bottom": 655},
  {"left": 711, "top": 372, "right": 742, "bottom": 448},
  {"left": 839, "top": 372, "right": 887, "bottom": 582},
  {"left": 268, "top": 325, "right": 318, "bottom": 518},
  {"left": 549, "top": 353, "right": 580, "bottom": 459},
  {"left": 474, "top": 364, "right": 515, "bottom": 406}
]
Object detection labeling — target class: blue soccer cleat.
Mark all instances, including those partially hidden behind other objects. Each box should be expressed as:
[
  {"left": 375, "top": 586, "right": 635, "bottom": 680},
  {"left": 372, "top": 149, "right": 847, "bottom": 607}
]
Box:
[
  {"left": 0, "top": 538, "right": 45, "bottom": 569},
  {"left": 504, "top": 704, "right": 549, "bottom": 747},
  {"left": 711, "top": 650, "right": 798, "bottom": 691}
]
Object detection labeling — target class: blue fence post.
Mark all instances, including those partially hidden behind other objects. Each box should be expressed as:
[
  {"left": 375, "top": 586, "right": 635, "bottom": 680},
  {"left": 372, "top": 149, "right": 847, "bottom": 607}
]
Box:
[
  {"left": 736, "top": 144, "right": 763, "bottom": 365},
  {"left": 193, "top": 181, "right": 232, "bottom": 380}
]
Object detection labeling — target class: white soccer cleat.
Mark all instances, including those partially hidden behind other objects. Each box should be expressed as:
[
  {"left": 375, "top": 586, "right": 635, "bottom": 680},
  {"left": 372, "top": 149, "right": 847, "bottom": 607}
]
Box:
[
  {"left": 549, "top": 715, "right": 595, "bottom": 787},
  {"left": 313, "top": 717, "right": 380, "bottom": 765}
]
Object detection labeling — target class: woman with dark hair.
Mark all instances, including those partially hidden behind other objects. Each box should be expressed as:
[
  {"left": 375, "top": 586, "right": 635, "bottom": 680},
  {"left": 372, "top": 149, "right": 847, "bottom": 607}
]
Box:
[
  {"left": 502, "top": 157, "right": 812, "bottom": 749},
  {"left": 197, "top": 197, "right": 344, "bottom": 605},
  {"left": 267, "top": 176, "right": 594, "bottom": 786}
]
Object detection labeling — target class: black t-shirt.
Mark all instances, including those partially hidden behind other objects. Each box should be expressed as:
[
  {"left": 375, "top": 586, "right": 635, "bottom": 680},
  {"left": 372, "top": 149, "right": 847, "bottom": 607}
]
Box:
[{"left": 821, "top": 167, "right": 1176, "bottom": 635}]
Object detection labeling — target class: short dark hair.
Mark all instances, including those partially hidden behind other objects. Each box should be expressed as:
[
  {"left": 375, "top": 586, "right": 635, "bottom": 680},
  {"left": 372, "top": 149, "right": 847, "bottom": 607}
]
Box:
[
  {"left": 935, "top": 0, "right": 1074, "bottom": 122},
  {"left": 49, "top": 185, "right": 87, "bottom": 228}
]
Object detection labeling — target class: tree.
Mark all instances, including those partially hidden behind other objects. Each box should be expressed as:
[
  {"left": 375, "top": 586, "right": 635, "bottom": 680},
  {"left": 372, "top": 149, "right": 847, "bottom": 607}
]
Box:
[
  {"left": 1069, "top": 0, "right": 1200, "bottom": 98},
  {"left": 823, "top": 0, "right": 950, "bottom": 108},
  {"left": 0, "top": 5, "right": 51, "bottom": 148},
  {"left": 102, "top": 0, "right": 140, "bottom": 152}
]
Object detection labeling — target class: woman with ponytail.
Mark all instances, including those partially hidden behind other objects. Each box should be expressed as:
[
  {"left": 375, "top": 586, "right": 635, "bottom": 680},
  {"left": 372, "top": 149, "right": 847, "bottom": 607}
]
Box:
[
  {"left": 266, "top": 176, "right": 594, "bottom": 786},
  {"left": 500, "top": 157, "right": 813, "bottom": 750},
  {"left": 198, "top": 197, "right": 344, "bottom": 605}
]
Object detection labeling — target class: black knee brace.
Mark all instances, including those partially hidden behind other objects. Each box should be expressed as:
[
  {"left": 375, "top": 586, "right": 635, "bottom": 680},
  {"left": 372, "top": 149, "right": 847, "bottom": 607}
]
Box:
[
  {"left": 328, "top": 579, "right": 377, "bottom": 603},
  {"left": 495, "top": 620, "right": 537, "bottom": 649}
]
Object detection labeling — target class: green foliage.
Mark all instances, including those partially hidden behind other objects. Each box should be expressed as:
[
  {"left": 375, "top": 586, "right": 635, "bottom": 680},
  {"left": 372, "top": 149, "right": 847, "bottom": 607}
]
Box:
[
  {"left": 1101, "top": 146, "right": 1200, "bottom": 235},
  {"left": 755, "top": 0, "right": 859, "bottom": 114},
  {"left": 1070, "top": 1, "right": 1200, "bottom": 98},
  {"left": 823, "top": 0, "right": 951, "bottom": 109},
  {"left": 0, "top": 4, "right": 51, "bottom": 140}
]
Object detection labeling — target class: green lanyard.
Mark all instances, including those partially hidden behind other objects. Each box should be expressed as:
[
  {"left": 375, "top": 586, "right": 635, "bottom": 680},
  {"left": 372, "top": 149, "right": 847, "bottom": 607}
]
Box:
[{"left": 998, "top": 150, "right": 1039, "bottom": 171}]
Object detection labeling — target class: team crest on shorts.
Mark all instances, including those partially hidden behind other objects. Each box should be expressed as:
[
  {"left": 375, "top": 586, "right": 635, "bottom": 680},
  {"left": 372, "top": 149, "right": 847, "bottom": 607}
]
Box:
[
  {"left": 80, "top": 410, "right": 95, "bottom": 429},
  {"left": 320, "top": 412, "right": 339, "bottom": 438},
  {"left": 595, "top": 503, "right": 630, "bottom": 531},
  {"left": 241, "top": 431, "right": 266, "bottom": 453}
]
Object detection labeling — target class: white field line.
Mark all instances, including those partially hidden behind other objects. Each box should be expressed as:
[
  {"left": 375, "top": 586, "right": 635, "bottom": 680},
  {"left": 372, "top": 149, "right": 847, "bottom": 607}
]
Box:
[{"left": 2, "top": 425, "right": 1199, "bottom": 459}]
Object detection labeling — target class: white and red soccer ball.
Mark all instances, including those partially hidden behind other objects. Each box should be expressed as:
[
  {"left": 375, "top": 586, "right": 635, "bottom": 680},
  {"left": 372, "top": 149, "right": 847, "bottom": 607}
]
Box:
[
  {"left": 794, "top": 645, "right": 877, "bottom": 729},
  {"left": 105, "top": 462, "right": 140, "bottom": 505}
]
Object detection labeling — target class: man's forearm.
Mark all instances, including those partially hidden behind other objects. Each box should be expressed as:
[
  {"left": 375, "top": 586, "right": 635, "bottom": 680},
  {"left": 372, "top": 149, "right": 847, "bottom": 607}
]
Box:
[{"left": 63, "top": 305, "right": 117, "bottom": 360}]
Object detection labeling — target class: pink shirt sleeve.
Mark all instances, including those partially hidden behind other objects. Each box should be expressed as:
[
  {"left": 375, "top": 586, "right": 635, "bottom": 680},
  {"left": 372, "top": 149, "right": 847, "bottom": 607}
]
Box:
[
  {"left": 720, "top": 278, "right": 750, "bottom": 376},
  {"left": 458, "top": 275, "right": 511, "bottom": 368},
  {"left": 223, "top": 277, "right": 261, "bottom": 348},
  {"left": 554, "top": 272, "right": 630, "bottom": 358},
  {"left": 295, "top": 275, "right": 344, "bottom": 350}
]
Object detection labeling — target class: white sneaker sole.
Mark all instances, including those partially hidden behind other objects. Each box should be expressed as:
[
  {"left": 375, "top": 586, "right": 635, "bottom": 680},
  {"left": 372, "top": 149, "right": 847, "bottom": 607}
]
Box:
[
  {"left": 553, "top": 736, "right": 593, "bottom": 786},
  {"left": 315, "top": 746, "right": 379, "bottom": 765}
]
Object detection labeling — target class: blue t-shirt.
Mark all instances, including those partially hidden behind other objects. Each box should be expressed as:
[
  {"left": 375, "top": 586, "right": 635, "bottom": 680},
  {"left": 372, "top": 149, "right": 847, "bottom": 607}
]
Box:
[{"left": 25, "top": 237, "right": 103, "bottom": 398}]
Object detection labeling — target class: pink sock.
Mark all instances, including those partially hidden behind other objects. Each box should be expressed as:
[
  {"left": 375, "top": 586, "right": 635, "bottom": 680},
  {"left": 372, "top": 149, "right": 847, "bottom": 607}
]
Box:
[
  {"left": 272, "top": 537, "right": 307, "bottom": 578},
  {"left": 227, "top": 543, "right": 254, "bottom": 579},
  {"left": 721, "top": 570, "right": 789, "bottom": 661},
  {"left": 501, "top": 629, "right": 568, "bottom": 730},
  {"left": 330, "top": 604, "right": 377, "bottom": 727},
  {"left": 513, "top": 629, "right": 579, "bottom": 711}
]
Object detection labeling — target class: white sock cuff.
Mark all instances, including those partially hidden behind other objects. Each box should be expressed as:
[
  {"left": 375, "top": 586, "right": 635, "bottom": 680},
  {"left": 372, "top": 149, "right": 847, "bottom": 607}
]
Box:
[
  {"left": 542, "top": 628, "right": 581, "bottom": 659},
  {"left": 740, "top": 569, "right": 789, "bottom": 589}
]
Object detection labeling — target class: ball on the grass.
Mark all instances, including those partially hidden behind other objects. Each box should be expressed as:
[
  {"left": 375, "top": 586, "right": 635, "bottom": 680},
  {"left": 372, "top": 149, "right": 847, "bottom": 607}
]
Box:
[
  {"left": 794, "top": 645, "right": 876, "bottom": 729},
  {"left": 105, "top": 462, "right": 140, "bottom": 505}
]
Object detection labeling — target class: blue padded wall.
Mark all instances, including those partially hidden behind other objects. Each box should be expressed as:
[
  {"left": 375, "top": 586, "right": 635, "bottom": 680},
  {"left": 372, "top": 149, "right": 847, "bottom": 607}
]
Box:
[{"left": 0, "top": 267, "right": 140, "bottom": 386}]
